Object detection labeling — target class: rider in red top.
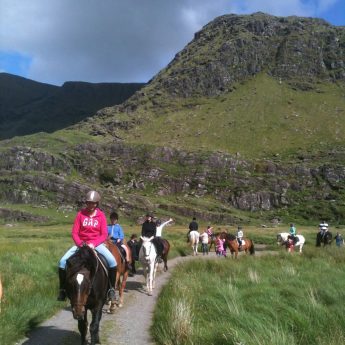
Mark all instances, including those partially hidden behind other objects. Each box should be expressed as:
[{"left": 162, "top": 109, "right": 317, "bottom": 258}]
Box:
[
  {"left": 72, "top": 208, "right": 108, "bottom": 247},
  {"left": 57, "top": 191, "right": 117, "bottom": 302}
]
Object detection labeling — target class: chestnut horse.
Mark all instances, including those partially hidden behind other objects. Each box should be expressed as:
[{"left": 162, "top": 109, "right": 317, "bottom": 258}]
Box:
[
  {"left": 104, "top": 240, "right": 131, "bottom": 311},
  {"left": 221, "top": 233, "right": 255, "bottom": 258},
  {"left": 65, "top": 245, "right": 109, "bottom": 345}
]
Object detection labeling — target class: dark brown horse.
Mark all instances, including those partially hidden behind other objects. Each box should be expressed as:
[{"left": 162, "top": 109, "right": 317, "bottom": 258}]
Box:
[
  {"left": 161, "top": 238, "right": 170, "bottom": 271},
  {"left": 220, "top": 232, "right": 255, "bottom": 258},
  {"left": 105, "top": 240, "right": 131, "bottom": 311},
  {"left": 65, "top": 245, "right": 108, "bottom": 345}
]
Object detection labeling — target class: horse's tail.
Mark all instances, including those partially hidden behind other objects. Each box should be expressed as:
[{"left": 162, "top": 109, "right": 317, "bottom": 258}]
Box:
[{"left": 249, "top": 241, "right": 255, "bottom": 255}]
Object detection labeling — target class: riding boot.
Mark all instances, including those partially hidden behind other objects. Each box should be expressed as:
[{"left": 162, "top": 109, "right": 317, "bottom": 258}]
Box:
[
  {"left": 57, "top": 268, "right": 67, "bottom": 301},
  {"left": 107, "top": 267, "right": 118, "bottom": 302}
]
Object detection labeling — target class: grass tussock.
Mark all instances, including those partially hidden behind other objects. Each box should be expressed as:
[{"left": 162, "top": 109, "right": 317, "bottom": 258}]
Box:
[{"left": 152, "top": 248, "right": 345, "bottom": 345}]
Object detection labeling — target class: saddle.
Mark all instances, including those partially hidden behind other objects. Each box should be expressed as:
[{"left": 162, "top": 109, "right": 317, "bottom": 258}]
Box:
[{"left": 67, "top": 247, "right": 109, "bottom": 275}]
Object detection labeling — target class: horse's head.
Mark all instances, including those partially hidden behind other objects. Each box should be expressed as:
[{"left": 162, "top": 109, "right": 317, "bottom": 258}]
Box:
[
  {"left": 277, "top": 234, "right": 283, "bottom": 244},
  {"left": 66, "top": 246, "right": 96, "bottom": 320},
  {"left": 141, "top": 236, "right": 155, "bottom": 261}
]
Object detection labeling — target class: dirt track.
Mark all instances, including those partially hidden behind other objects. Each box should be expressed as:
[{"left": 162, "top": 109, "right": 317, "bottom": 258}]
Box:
[{"left": 17, "top": 248, "right": 270, "bottom": 345}]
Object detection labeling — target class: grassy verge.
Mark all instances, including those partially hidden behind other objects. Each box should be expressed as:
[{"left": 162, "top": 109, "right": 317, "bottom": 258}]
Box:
[{"left": 152, "top": 245, "right": 345, "bottom": 345}]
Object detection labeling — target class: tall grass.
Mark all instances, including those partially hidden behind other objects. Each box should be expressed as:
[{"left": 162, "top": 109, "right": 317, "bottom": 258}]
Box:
[
  {"left": 0, "top": 222, "right": 342, "bottom": 344},
  {"left": 0, "top": 224, "right": 72, "bottom": 345},
  {"left": 152, "top": 246, "right": 345, "bottom": 345}
]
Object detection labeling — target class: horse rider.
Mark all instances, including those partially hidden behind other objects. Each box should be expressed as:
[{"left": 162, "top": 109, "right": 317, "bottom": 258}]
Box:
[
  {"left": 288, "top": 223, "right": 297, "bottom": 244},
  {"left": 141, "top": 213, "right": 164, "bottom": 261},
  {"left": 236, "top": 226, "right": 244, "bottom": 250},
  {"left": 187, "top": 217, "right": 199, "bottom": 241},
  {"left": 57, "top": 191, "right": 117, "bottom": 302},
  {"left": 319, "top": 221, "right": 329, "bottom": 237},
  {"left": 107, "top": 211, "right": 132, "bottom": 271}
]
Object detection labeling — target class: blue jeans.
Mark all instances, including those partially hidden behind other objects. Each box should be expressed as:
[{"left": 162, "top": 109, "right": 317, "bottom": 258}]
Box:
[{"left": 59, "top": 243, "right": 117, "bottom": 269}]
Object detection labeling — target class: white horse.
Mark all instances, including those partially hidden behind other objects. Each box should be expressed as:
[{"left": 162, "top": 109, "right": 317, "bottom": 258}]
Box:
[
  {"left": 188, "top": 230, "right": 200, "bottom": 256},
  {"left": 139, "top": 236, "right": 158, "bottom": 295},
  {"left": 277, "top": 233, "right": 305, "bottom": 253}
]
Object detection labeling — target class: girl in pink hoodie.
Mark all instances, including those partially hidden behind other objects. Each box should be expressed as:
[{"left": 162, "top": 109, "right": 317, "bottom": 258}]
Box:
[{"left": 57, "top": 191, "right": 117, "bottom": 302}]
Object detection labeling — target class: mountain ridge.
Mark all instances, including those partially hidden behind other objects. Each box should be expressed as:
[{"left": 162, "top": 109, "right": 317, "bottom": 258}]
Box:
[{"left": 0, "top": 72, "right": 144, "bottom": 139}]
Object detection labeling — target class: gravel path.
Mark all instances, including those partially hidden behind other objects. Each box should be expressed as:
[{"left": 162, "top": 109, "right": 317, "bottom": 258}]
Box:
[{"left": 17, "top": 247, "right": 270, "bottom": 345}]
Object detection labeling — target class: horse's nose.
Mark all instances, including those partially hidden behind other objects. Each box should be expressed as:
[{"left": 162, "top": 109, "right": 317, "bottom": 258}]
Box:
[{"left": 72, "top": 306, "right": 85, "bottom": 320}]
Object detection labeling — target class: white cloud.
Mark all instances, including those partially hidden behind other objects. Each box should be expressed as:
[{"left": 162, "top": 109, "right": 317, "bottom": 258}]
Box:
[{"left": 0, "top": 0, "right": 342, "bottom": 85}]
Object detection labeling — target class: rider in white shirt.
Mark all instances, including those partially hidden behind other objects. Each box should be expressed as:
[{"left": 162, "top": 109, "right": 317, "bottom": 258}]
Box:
[
  {"left": 156, "top": 218, "right": 173, "bottom": 237},
  {"left": 236, "top": 226, "right": 244, "bottom": 249}
]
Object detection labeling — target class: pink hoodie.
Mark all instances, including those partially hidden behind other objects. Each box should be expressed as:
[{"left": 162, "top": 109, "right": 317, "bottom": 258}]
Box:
[{"left": 72, "top": 208, "right": 108, "bottom": 247}]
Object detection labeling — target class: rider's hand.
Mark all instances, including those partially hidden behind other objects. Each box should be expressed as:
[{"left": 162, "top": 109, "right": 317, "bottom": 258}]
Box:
[{"left": 87, "top": 243, "right": 95, "bottom": 249}]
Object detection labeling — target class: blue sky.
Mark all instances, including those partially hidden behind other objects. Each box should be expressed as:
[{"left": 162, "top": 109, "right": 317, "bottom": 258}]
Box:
[{"left": 0, "top": 0, "right": 344, "bottom": 85}]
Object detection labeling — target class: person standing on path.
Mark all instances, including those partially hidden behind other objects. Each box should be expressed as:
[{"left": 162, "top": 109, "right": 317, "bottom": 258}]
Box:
[{"left": 199, "top": 229, "right": 209, "bottom": 255}]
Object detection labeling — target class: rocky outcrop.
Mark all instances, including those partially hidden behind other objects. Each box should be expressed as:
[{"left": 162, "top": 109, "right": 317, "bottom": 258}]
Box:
[
  {"left": 1, "top": 142, "right": 345, "bottom": 222},
  {"left": 149, "top": 13, "right": 345, "bottom": 98}
]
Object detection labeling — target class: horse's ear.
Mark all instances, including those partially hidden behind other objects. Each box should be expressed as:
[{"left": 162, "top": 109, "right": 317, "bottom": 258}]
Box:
[
  {"left": 140, "top": 236, "right": 144, "bottom": 241},
  {"left": 149, "top": 236, "right": 154, "bottom": 241}
]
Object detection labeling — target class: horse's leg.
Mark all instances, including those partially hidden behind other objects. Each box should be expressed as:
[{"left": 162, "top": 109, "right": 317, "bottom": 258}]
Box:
[
  {"left": 163, "top": 254, "right": 168, "bottom": 271},
  {"left": 152, "top": 262, "right": 158, "bottom": 289},
  {"left": 119, "top": 272, "right": 128, "bottom": 307},
  {"left": 78, "top": 311, "right": 88, "bottom": 345},
  {"left": 89, "top": 305, "right": 103, "bottom": 345},
  {"left": 299, "top": 244, "right": 303, "bottom": 253},
  {"left": 148, "top": 264, "right": 154, "bottom": 295}
]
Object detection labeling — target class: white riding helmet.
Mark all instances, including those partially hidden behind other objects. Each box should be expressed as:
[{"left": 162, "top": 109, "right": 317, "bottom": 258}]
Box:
[{"left": 86, "top": 191, "right": 101, "bottom": 203}]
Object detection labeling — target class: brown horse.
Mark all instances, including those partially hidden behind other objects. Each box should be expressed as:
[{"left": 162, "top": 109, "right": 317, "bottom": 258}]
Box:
[
  {"left": 105, "top": 240, "right": 131, "bottom": 311},
  {"left": 65, "top": 246, "right": 108, "bottom": 345},
  {"left": 160, "top": 238, "right": 170, "bottom": 271},
  {"left": 221, "top": 232, "right": 255, "bottom": 258}
]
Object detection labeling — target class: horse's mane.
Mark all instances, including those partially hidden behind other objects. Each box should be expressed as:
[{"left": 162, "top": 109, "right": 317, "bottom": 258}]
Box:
[
  {"left": 225, "top": 233, "right": 236, "bottom": 241},
  {"left": 66, "top": 246, "right": 97, "bottom": 278}
]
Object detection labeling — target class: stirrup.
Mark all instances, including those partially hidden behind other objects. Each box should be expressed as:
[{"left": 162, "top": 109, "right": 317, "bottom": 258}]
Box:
[
  {"left": 107, "top": 288, "right": 118, "bottom": 302},
  {"left": 57, "top": 289, "right": 66, "bottom": 301}
]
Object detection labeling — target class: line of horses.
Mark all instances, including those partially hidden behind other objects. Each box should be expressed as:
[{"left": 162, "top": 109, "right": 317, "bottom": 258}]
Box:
[
  {"left": 59, "top": 228, "right": 334, "bottom": 344},
  {"left": 188, "top": 230, "right": 255, "bottom": 258},
  {"left": 63, "top": 236, "right": 170, "bottom": 344}
]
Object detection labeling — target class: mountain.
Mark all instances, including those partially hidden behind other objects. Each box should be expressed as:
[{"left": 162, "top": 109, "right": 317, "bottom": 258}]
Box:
[
  {"left": 1, "top": 13, "right": 345, "bottom": 225},
  {"left": 0, "top": 73, "right": 144, "bottom": 139}
]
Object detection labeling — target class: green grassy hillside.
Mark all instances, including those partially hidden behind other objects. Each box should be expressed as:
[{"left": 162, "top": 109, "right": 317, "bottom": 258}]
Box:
[{"left": 86, "top": 73, "right": 345, "bottom": 158}]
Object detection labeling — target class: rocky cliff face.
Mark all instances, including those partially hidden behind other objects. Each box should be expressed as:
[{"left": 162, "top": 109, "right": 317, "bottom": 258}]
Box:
[
  {"left": 1, "top": 143, "right": 344, "bottom": 222},
  {"left": 150, "top": 12, "right": 345, "bottom": 98}
]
